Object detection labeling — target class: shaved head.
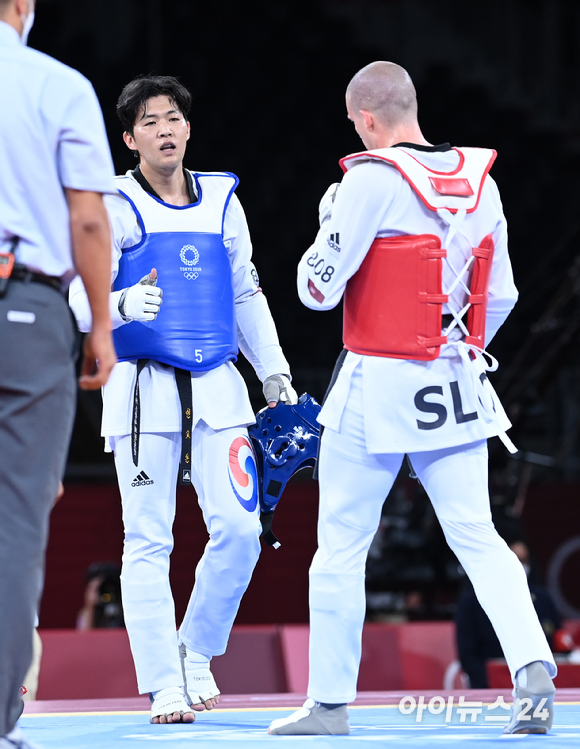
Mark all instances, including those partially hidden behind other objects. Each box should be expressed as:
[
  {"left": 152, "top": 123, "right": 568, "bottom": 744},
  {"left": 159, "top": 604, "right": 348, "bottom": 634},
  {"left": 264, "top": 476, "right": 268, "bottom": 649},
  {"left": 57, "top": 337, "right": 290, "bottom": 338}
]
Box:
[{"left": 346, "top": 61, "right": 418, "bottom": 128}]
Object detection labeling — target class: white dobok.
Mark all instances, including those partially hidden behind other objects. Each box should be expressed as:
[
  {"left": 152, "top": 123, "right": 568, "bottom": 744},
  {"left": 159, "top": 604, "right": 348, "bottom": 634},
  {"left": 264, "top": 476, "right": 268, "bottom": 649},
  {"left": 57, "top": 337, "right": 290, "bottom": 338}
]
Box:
[{"left": 297, "top": 144, "right": 556, "bottom": 704}]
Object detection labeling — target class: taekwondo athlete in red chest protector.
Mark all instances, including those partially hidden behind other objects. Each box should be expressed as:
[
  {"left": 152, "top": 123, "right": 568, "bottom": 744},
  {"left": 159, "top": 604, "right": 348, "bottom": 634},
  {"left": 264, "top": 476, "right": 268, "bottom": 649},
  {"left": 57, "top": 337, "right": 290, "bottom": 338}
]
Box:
[
  {"left": 69, "top": 75, "right": 298, "bottom": 726},
  {"left": 268, "top": 61, "right": 557, "bottom": 736}
]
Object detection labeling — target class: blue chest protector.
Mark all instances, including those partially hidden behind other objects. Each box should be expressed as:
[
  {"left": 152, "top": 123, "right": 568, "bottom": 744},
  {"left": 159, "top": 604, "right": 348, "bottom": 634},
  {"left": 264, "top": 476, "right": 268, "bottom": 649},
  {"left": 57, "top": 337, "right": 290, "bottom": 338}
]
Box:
[{"left": 112, "top": 173, "right": 238, "bottom": 372}]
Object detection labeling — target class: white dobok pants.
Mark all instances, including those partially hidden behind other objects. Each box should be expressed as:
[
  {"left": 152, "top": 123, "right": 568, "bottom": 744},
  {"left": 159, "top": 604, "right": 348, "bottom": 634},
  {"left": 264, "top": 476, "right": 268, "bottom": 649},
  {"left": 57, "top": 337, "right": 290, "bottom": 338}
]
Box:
[
  {"left": 112, "top": 423, "right": 261, "bottom": 694},
  {"left": 308, "top": 371, "right": 556, "bottom": 704}
]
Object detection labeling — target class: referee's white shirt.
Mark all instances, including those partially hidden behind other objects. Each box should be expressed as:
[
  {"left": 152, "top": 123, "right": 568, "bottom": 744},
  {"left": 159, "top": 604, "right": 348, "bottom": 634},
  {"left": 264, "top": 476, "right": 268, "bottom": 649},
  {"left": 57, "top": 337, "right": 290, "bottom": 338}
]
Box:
[{"left": 0, "top": 21, "right": 115, "bottom": 283}]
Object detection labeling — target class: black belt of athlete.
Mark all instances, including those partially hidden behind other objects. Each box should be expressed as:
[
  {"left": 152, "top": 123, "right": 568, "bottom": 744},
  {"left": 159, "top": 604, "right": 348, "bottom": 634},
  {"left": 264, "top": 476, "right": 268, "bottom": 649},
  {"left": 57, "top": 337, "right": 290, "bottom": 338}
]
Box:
[
  {"left": 10, "top": 264, "right": 62, "bottom": 293},
  {"left": 174, "top": 367, "right": 192, "bottom": 485},
  {"left": 130, "top": 360, "right": 192, "bottom": 486}
]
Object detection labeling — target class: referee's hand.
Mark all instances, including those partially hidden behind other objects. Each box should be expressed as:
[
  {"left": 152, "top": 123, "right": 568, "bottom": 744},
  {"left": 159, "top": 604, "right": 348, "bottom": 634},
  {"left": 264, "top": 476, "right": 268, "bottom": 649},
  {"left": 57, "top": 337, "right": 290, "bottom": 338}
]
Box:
[{"left": 79, "top": 325, "right": 117, "bottom": 390}]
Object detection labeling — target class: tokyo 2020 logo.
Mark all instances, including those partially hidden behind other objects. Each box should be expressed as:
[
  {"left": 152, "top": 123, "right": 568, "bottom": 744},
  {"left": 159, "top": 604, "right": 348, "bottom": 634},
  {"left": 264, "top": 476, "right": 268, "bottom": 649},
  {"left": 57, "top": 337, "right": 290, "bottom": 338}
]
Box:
[
  {"left": 180, "top": 245, "right": 199, "bottom": 266},
  {"left": 180, "top": 245, "right": 200, "bottom": 280}
]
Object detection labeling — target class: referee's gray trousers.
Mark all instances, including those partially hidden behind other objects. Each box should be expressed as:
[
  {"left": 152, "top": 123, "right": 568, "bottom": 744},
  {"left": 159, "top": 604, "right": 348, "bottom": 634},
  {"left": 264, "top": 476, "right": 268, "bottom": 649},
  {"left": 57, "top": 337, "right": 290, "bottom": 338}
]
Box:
[{"left": 0, "top": 280, "right": 77, "bottom": 737}]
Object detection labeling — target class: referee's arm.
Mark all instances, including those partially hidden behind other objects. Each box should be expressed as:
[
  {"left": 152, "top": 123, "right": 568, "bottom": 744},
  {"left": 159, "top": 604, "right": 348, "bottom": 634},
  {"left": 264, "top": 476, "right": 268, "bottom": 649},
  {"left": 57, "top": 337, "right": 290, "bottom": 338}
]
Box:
[{"left": 66, "top": 188, "right": 117, "bottom": 389}]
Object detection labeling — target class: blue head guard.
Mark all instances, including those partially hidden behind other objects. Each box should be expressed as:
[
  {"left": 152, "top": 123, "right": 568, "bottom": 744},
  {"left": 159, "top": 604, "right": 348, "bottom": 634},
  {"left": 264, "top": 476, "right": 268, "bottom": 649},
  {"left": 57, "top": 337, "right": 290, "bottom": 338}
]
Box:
[{"left": 248, "top": 393, "right": 321, "bottom": 548}]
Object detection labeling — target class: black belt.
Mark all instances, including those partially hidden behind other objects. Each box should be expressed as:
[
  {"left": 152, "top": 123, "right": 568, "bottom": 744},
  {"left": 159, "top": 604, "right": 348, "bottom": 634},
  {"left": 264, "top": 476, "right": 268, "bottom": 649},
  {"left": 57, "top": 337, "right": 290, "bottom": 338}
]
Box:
[
  {"left": 174, "top": 367, "right": 193, "bottom": 485},
  {"left": 10, "top": 264, "right": 62, "bottom": 293},
  {"left": 131, "top": 359, "right": 148, "bottom": 468},
  {"left": 130, "top": 360, "right": 193, "bottom": 486}
]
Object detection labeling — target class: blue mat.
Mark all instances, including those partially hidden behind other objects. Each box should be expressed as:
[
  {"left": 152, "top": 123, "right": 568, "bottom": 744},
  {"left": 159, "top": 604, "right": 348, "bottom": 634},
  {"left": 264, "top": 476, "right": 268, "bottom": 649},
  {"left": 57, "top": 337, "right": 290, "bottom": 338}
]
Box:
[{"left": 20, "top": 703, "right": 580, "bottom": 748}]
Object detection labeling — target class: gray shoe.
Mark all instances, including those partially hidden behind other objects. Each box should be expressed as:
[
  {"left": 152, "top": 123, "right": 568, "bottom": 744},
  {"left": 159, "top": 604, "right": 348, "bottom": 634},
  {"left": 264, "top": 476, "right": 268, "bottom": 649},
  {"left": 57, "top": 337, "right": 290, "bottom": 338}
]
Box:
[
  {"left": 504, "top": 661, "right": 555, "bottom": 734},
  {"left": 268, "top": 699, "right": 350, "bottom": 735},
  {"left": 0, "top": 725, "right": 43, "bottom": 748}
]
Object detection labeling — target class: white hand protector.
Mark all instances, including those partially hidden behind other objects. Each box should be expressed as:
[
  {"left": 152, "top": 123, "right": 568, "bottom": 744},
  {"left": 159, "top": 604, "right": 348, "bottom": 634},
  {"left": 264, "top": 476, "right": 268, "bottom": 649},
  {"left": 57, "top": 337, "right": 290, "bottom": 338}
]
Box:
[
  {"left": 262, "top": 374, "right": 299, "bottom": 405},
  {"left": 119, "top": 272, "right": 163, "bottom": 322},
  {"left": 318, "top": 182, "right": 340, "bottom": 226}
]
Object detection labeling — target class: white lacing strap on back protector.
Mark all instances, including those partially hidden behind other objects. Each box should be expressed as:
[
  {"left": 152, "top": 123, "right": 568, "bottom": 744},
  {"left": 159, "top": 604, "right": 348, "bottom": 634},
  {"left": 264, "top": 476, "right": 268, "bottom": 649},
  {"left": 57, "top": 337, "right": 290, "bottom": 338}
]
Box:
[
  {"left": 438, "top": 208, "right": 472, "bottom": 338},
  {"left": 437, "top": 208, "right": 517, "bottom": 454}
]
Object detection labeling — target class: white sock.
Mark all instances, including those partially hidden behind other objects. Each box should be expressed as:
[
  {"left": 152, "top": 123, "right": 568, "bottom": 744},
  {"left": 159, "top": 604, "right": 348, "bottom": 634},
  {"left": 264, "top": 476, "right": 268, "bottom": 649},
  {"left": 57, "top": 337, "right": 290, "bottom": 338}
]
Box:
[
  {"left": 151, "top": 686, "right": 183, "bottom": 700},
  {"left": 186, "top": 650, "right": 211, "bottom": 667}
]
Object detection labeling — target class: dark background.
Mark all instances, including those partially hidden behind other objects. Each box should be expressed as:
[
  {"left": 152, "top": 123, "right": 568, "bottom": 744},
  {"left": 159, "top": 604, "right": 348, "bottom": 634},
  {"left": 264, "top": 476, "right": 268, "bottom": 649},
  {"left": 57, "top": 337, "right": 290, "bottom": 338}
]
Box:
[{"left": 27, "top": 0, "right": 580, "bottom": 625}]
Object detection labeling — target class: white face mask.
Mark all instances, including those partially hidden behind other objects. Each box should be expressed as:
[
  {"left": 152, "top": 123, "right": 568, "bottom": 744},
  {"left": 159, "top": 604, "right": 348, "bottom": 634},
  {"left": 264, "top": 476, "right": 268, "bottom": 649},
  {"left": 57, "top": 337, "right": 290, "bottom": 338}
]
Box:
[{"left": 20, "top": 5, "right": 35, "bottom": 46}]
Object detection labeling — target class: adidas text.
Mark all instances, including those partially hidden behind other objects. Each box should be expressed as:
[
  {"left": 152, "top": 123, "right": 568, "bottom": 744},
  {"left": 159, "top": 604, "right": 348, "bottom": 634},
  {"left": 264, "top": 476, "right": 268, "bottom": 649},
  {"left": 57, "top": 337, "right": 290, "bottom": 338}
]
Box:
[{"left": 132, "top": 471, "right": 154, "bottom": 487}]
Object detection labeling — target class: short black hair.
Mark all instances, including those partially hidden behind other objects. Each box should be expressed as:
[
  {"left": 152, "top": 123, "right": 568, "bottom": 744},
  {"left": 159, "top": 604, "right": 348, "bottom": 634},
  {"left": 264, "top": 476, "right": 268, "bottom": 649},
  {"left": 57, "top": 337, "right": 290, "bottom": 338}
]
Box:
[{"left": 116, "top": 75, "right": 192, "bottom": 135}]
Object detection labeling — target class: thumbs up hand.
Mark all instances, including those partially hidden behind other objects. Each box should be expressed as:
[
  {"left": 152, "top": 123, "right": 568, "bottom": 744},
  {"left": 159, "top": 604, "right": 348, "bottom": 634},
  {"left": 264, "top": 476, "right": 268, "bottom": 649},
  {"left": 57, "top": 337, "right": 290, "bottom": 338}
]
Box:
[
  {"left": 139, "top": 268, "right": 159, "bottom": 286},
  {"left": 118, "top": 267, "right": 163, "bottom": 322}
]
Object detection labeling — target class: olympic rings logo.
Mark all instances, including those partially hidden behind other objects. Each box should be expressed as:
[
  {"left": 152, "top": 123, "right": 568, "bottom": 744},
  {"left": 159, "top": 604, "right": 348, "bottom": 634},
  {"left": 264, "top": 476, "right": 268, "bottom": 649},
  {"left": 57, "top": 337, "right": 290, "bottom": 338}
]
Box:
[
  {"left": 184, "top": 271, "right": 199, "bottom": 280},
  {"left": 180, "top": 245, "right": 200, "bottom": 266}
]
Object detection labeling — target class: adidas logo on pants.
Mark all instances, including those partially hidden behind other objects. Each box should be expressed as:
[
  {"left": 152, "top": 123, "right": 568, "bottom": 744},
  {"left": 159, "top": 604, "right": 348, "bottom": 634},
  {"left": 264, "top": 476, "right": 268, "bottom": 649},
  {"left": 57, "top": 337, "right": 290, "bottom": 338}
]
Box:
[{"left": 131, "top": 471, "right": 154, "bottom": 487}]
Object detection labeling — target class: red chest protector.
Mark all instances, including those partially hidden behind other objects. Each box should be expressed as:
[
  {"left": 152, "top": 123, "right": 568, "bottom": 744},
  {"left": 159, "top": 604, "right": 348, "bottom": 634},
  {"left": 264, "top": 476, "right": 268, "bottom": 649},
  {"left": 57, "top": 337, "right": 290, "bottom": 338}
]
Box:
[{"left": 341, "top": 146, "right": 496, "bottom": 361}]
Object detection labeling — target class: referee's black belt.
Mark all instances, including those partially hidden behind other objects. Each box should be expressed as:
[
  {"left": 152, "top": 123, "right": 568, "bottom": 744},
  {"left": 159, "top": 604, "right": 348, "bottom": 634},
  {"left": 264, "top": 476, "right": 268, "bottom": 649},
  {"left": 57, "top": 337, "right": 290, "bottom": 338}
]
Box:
[{"left": 10, "top": 264, "right": 62, "bottom": 293}]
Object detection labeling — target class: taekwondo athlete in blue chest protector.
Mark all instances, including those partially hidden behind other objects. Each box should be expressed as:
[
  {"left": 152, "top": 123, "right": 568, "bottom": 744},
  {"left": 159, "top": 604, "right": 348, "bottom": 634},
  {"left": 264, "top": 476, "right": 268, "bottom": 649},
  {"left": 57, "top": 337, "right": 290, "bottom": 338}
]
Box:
[{"left": 69, "top": 75, "right": 297, "bottom": 725}]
